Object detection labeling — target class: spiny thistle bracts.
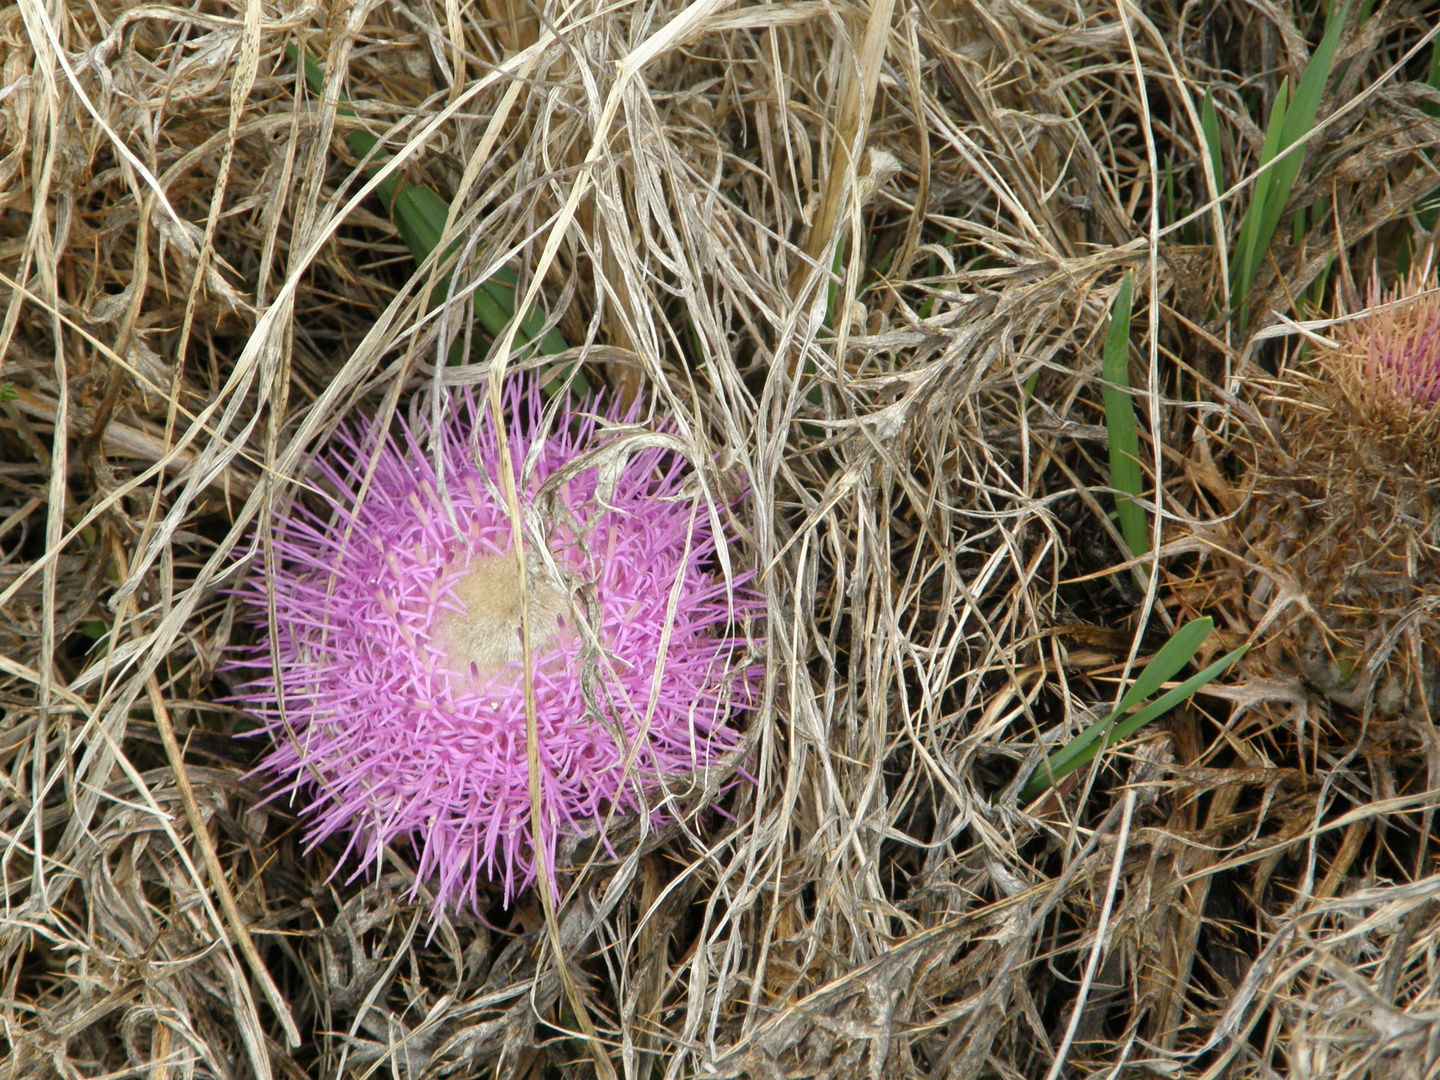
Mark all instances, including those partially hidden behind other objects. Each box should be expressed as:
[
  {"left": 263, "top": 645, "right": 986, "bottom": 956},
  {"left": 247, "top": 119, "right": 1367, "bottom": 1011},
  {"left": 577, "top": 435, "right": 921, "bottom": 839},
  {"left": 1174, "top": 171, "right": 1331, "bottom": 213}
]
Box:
[
  {"left": 1171, "top": 264, "right": 1440, "bottom": 725},
  {"left": 229, "top": 383, "right": 762, "bottom": 912}
]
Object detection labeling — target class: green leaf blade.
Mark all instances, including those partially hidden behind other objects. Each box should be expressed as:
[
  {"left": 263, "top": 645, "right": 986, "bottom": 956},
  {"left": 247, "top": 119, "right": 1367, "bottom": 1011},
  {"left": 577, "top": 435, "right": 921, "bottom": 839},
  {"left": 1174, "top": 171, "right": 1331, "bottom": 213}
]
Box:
[
  {"left": 1229, "top": 2, "right": 1350, "bottom": 322},
  {"left": 1100, "top": 273, "right": 1147, "bottom": 561},
  {"left": 1103, "top": 644, "right": 1250, "bottom": 750},
  {"left": 288, "top": 47, "right": 577, "bottom": 383},
  {"left": 1201, "top": 89, "right": 1224, "bottom": 204},
  {"left": 1231, "top": 81, "right": 1289, "bottom": 310},
  {"left": 1019, "top": 618, "right": 1222, "bottom": 803}
]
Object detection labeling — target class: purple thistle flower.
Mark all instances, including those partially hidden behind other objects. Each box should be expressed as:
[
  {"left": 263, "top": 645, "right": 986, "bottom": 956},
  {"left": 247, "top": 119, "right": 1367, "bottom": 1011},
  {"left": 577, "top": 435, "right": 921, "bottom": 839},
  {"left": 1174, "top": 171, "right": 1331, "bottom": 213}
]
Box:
[
  {"left": 1339, "top": 262, "right": 1440, "bottom": 410},
  {"left": 229, "top": 382, "right": 761, "bottom": 912}
]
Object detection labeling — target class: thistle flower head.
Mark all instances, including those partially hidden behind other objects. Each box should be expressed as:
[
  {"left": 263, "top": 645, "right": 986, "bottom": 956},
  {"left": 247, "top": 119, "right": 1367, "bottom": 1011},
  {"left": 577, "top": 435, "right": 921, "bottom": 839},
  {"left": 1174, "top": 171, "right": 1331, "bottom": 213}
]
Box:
[
  {"left": 1333, "top": 260, "right": 1440, "bottom": 412},
  {"left": 1236, "top": 260, "right": 1440, "bottom": 722},
  {"left": 230, "top": 382, "right": 761, "bottom": 912}
]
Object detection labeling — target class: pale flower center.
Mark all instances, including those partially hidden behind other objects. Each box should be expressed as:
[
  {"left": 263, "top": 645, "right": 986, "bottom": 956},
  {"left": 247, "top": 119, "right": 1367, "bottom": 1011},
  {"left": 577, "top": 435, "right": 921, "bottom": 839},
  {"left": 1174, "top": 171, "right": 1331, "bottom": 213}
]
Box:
[{"left": 433, "top": 555, "right": 568, "bottom": 681}]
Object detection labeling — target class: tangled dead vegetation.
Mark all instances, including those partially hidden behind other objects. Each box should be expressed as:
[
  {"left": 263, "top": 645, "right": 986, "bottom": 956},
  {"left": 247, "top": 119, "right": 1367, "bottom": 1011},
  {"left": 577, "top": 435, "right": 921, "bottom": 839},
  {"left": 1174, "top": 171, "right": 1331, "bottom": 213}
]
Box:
[{"left": 4, "top": 0, "right": 1440, "bottom": 1078}]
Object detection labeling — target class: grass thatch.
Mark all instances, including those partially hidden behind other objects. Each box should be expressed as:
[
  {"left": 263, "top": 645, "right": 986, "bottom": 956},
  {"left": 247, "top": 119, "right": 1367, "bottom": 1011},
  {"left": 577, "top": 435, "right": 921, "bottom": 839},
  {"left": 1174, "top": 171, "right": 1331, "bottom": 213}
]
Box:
[{"left": 3, "top": 0, "right": 1440, "bottom": 1077}]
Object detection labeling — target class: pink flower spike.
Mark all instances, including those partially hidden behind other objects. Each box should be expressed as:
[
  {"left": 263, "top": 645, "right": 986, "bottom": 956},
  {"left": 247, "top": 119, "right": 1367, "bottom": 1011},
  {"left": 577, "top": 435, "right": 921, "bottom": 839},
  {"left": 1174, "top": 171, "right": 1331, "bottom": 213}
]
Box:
[{"left": 228, "top": 382, "right": 762, "bottom": 913}]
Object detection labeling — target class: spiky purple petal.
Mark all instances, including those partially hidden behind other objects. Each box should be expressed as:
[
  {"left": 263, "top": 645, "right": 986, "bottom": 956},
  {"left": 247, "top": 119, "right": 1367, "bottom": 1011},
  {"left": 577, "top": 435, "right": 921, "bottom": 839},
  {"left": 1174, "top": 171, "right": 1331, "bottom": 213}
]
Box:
[{"left": 229, "top": 384, "right": 761, "bottom": 912}]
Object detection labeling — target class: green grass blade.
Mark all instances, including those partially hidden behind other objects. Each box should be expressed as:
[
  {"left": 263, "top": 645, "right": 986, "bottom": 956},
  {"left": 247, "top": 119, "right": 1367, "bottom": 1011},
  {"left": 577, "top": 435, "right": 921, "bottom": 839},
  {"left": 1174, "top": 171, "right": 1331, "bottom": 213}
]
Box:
[
  {"left": 1111, "top": 617, "right": 1216, "bottom": 717},
  {"left": 389, "top": 180, "right": 450, "bottom": 268},
  {"left": 1276, "top": 3, "right": 1350, "bottom": 166},
  {"left": 824, "top": 235, "right": 846, "bottom": 334},
  {"left": 1164, "top": 154, "right": 1176, "bottom": 228},
  {"left": 388, "top": 184, "right": 567, "bottom": 354},
  {"left": 1201, "top": 90, "right": 1223, "bottom": 200},
  {"left": 1102, "top": 644, "right": 1249, "bottom": 748},
  {"left": 287, "top": 46, "right": 576, "bottom": 383},
  {"left": 1020, "top": 618, "right": 1242, "bottom": 802},
  {"left": 290, "top": 47, "right": 391, "bottom": 191},
  {"left": 1231, "top": 79, "right": 1288, "bottom": 313},
  {"left": 1230, "top": 2, "right": 1349, "bottom": 323},
  {"left": 1023, "top": 619, "right": 1212, "bottom": 800},
  {"left": 807, "top": 237, "right": 849, "bottom": 408},
  {"left": 292, "top": 46, "right": 336, "bottom": 105},
  {"left": 1257, "top": 1, "right": 1349, "bottom": 245},
  {"left": 1100, "top": 273, "right": 1147, "bottom": 561}
]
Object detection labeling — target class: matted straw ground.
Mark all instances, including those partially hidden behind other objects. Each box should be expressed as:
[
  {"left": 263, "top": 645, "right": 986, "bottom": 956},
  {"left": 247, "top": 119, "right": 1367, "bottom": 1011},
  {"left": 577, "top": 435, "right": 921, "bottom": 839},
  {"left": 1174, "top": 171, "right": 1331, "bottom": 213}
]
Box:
[{"left": 2, "top": 1, "right": 1440, "bottom": 1077}]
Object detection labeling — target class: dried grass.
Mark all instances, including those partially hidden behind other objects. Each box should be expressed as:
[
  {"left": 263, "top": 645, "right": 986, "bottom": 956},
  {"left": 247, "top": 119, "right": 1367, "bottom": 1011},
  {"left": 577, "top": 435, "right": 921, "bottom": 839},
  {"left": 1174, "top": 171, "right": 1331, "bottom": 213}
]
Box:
[{"left": 3, "top": 0, "right": 1440, "bottom": 1077}]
